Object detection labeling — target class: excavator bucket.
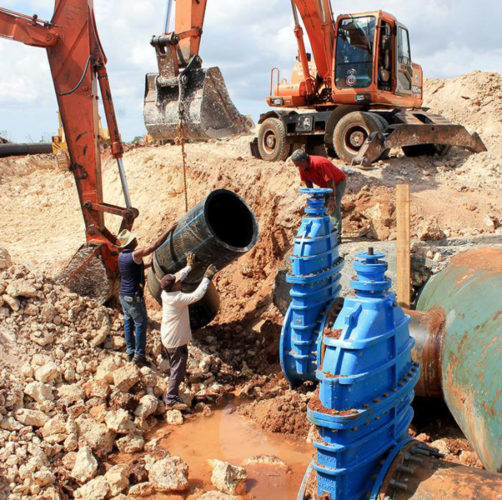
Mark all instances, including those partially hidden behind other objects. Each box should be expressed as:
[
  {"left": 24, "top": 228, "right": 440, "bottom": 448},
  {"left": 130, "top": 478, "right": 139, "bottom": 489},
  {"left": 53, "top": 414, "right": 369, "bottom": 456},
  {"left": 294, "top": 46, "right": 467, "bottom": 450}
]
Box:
[
  {"left": 144, "top": 65, "right": 253, "bottom": 141},
  {"left": 55, "top": 244, "right": 117, "bottom": 304}
]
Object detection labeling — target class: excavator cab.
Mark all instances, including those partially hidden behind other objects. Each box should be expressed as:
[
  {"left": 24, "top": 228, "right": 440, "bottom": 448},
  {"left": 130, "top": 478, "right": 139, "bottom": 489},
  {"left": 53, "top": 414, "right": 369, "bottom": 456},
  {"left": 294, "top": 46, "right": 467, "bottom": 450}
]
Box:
[{"left": 144, "top": 35, "right": 252, "bottom": 141}]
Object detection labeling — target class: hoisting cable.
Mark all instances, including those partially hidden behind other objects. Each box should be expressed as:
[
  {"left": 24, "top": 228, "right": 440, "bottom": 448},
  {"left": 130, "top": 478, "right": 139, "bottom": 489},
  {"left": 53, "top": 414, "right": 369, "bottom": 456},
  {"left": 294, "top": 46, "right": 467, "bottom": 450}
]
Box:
[{"left": 177, "top": 74, "right": 189, "bottom": 213}]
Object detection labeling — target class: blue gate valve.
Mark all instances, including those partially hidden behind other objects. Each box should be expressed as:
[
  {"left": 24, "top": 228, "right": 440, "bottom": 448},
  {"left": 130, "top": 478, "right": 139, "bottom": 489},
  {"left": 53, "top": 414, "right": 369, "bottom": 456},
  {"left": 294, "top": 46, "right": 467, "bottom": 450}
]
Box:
[
  {"left": 280, "top": 188, "right": 344, "bottom": 388},
  {"left": 298, "top": 249, "right": 420, "bottom": 499}
]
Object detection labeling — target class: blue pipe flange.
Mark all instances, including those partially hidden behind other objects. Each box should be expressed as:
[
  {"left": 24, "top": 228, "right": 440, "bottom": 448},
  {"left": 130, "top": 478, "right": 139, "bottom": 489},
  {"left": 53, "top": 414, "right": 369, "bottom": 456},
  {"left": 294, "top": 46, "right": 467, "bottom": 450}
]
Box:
[{"left": 280, "top": 188, "right": 344, "bottom": 388}]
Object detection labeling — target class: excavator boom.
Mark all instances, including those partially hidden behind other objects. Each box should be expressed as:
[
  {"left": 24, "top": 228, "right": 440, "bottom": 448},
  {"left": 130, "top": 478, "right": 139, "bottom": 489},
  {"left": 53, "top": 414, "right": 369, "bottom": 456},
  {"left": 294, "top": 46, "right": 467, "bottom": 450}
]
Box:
[{"left": 0, "top": 1, "right": 138, "bottom": 302}]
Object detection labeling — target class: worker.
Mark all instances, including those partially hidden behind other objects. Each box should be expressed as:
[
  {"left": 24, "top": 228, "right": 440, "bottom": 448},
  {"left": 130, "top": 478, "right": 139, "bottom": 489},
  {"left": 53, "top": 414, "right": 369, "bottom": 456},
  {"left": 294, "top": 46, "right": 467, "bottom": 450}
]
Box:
[
  {"left": 117, "top": 226, "right": 174, "bottom": 367},
  {"left": 159, "top": 254, "right": 217, "bottom": 410},
  {"left": 291, "top": 149, "right": 347, "bottom": 240}
]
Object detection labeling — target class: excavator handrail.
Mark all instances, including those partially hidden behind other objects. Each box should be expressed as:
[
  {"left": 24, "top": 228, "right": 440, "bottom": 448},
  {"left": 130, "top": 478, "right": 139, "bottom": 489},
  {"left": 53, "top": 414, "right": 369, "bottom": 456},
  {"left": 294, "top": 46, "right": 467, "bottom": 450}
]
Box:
[{"left": 270, "top": 67, "right": 281, "bottom": 98}]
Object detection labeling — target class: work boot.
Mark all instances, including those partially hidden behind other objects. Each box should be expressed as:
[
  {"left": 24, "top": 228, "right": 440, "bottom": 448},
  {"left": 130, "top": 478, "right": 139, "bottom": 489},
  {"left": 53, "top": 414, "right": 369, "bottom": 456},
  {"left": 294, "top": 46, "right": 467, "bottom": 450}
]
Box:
[
  {"left": 133, "top": 355, "right": 149, "bottom": 368},
  {"left": 164, "top": 397, "right": 188, "bottom": 411},
  {"left": 127, "top": 352, "right": 134, "bottom": 362}
]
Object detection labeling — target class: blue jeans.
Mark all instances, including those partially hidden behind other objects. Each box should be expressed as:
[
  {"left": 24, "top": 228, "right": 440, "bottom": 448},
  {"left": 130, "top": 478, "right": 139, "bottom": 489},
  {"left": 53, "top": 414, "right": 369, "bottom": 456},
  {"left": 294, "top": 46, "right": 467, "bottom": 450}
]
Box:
[{"left": 120, "top": 295, "right": 147, "bottom": 358}]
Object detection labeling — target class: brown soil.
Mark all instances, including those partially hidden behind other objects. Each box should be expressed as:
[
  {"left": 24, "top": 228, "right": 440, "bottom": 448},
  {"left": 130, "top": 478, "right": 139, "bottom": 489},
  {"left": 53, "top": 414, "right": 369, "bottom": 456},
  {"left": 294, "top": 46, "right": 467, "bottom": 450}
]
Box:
[{"left": 237, "top": 390, "right": 311, "bottom": 438}]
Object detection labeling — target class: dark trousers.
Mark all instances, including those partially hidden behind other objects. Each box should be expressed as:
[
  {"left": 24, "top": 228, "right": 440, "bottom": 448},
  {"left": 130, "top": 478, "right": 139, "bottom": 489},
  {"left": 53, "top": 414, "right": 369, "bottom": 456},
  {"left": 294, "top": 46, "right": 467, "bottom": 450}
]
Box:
[{"left": 162, "top": 344, "right": 188, "bottom": 403}]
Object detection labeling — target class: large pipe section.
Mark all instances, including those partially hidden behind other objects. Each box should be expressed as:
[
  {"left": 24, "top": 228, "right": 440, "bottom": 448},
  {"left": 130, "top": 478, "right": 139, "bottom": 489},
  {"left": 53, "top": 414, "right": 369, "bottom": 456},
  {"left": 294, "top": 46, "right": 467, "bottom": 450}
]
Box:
[
  {"left": 147, "top": 189, "right": 258, "bottom": 329},
  {"left": 0, "top": 142, "right": 52, "bottom": 157},
  {"left": 376, "top": 441, "right": 502, "bottom": 499},
  {"left": 279, "top": 188, "right": 343, "bottom": 388},
  {"left": 299, "top": 250, "right": 419, "bottom": 499},
  {"left": 408, "top": 246, "right": 502, "bottom": 473}
]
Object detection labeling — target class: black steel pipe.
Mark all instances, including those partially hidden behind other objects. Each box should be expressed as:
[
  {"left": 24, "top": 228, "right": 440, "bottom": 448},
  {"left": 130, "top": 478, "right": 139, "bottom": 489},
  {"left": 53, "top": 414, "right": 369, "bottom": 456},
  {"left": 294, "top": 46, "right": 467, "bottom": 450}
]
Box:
[
  {"left": 0, "top": 142, "right": 52, "bottom": 157},
  {"left": 147, "top": 189, "right": 258, "bottom": 329}
]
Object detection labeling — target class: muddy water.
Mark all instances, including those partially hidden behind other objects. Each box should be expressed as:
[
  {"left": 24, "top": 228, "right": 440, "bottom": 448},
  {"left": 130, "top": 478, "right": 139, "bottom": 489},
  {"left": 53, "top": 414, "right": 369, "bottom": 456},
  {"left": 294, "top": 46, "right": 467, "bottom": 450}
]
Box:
[{"left": 147, "top": 405, "right": 313, "bottom": 498}]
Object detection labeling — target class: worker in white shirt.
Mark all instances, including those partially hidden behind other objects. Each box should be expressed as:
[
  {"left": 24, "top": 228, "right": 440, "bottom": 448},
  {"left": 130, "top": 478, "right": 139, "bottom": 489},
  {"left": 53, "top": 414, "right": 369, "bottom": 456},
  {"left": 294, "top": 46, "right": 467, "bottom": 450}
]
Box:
[{"left": 159, "top": 252, "right": 217, "bottom": 410}]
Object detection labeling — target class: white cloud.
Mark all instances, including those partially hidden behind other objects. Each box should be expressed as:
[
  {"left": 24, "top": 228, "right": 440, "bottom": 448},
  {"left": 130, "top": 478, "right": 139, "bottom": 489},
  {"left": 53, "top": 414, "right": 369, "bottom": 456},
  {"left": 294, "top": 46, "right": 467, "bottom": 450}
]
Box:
[{"left": 0, "top": 0, "right": 500, "bottom": 142}]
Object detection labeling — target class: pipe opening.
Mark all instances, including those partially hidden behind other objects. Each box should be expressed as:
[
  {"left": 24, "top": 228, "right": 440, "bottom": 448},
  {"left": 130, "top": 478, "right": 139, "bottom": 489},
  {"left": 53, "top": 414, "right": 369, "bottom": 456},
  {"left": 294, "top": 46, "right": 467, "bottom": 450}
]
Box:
[{"left": 205, "top": 190, "right": 257, "bottom": 250}]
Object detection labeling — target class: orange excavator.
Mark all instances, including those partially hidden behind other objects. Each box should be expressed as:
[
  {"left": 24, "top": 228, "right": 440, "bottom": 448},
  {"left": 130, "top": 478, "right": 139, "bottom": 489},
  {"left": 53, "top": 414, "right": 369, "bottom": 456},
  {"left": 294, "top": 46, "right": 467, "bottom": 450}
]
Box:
[
  {"left": 145, "top": 0, "right": 486, "bottom": 166},
  {"left": 0, "top": 2, "right": 138, "bottom": 302}
]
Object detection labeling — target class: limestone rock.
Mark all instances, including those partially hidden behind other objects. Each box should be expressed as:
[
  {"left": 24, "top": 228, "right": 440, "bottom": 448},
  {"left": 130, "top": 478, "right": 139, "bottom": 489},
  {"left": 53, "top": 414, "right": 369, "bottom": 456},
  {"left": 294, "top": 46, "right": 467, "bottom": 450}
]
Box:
[
  {"left": 105, "top": 409, "right": 136, "bottom": 434},
  {"left": 2, "top": 294, "right": 20, "bottom": 311},
  {"left": 83, "top": 380, "right": 110, "bottom": 399},
  {"left": 90, "top": 325, "right": 110, "bottom": 348},
  {"left": 34, "top": 363, "right": 60, "bottom": 384},
  {"left": 57, "top": 383, "right": 84, "bottom": 403},
  {"left": 243, "top": 455, "right": 287, "bottom": 467},
  {"left": 77, "top": 418, "right": 115, "bottom": 454},
  {"left": 166, "top": 409, "right": 183, "bottom": 425},
  {"left": 430, "top": 439, "right": 450, "bottom": 457},
  {"left": 33, "top": 467, "right": 56, "bottom": 487},
  {"left": 1, "top": 415, "right": 24, "bottom": 431},
  {"left": 209, "top": 459, "right": 247, "bottom": 495},
  {"left": 74, "top": 475, "right": 110, "bottom": 499},
  {"left": 128, "top": 482, "right": 154, "bottom": 496},
  {"left": 0, "top": 247, "right": 11, "bottom": 270},
  {"left": 135, "top": 395, "right": 158, "bottom": 420},
  {"left": 112, "top": 364, "right": 140, "bottom": 392},
  {"left": 6, "top": 279, "right": 37, "bottom": 298},
  {"left": 95, "top": 357, "right": 122, "bottom": 384},
  {"left": 148, "top": 456, "right": 189, "bottom": 492},
  {"left": 24, "top": 381, "right": 54, "bottom": 403},
  {"left": 31, "top": 330, "right": 54, "bottom": 346},
  {"left": 199, "top": 492, "right": 238, "bottom": 500},
  {"left": 71, "top": 446, "right": 98, "bottom": 484},
  {"left": 104, "top": 465, "right": 129, "bottom": 496},
  {"left": 15, "top": 408, "right": 49, "bottom": 427},
  {"left": 116, "top": 433, "right": 145, "bottom": 453},
  {"left": 41, "top": 415, "right": 68, "bottom": 443},
  {"left": 40, "top": 303, "right": 57, "bottom": 323}
]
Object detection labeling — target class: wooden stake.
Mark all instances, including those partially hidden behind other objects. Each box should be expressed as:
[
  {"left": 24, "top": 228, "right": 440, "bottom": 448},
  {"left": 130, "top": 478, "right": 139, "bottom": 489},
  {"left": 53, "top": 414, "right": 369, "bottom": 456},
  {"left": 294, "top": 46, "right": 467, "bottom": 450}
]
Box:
[{"left": 396, "top": 184, "right": 410, "bottom": 308}]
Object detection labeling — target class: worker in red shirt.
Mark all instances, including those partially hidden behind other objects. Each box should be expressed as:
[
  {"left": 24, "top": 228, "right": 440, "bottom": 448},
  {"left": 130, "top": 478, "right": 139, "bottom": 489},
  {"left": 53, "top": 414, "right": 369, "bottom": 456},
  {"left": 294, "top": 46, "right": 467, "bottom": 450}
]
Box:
[{"left": 291, "top": 150, "right": 347, "bottom": 239}]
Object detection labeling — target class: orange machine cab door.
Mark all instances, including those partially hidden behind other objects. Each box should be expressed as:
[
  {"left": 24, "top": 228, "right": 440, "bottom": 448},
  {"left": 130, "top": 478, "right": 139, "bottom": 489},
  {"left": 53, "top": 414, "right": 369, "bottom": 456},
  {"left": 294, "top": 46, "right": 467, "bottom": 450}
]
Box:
[{"left": 395, "top": 24, "right": 413, "bottom": 95}]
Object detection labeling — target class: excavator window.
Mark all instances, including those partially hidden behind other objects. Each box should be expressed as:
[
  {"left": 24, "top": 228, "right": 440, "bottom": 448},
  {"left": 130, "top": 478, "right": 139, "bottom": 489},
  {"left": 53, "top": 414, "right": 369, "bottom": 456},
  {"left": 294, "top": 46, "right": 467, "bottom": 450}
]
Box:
[
  {"left": 378, "top": 21, "right": 392, "bottom": 91},
  {"left": 398, "top": 27, "right": 411, "bottom": 65},
  {"left": 335, "top": 16, "right": 376, "bottom": 90}
]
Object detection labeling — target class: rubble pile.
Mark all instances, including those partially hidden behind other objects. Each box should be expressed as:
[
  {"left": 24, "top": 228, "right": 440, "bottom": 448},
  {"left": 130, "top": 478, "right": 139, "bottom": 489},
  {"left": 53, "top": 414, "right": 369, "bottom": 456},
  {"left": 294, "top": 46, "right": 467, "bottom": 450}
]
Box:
[{"left": 0, "top": 249, "right": 252, "bottom": 499}]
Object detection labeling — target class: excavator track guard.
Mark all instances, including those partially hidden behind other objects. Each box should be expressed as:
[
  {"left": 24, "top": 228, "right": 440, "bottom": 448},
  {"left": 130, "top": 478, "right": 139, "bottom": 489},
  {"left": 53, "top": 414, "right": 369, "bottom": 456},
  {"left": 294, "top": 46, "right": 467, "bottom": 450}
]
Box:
[{"left": 144, "top": 50, "right": 253, "bottom": 141}]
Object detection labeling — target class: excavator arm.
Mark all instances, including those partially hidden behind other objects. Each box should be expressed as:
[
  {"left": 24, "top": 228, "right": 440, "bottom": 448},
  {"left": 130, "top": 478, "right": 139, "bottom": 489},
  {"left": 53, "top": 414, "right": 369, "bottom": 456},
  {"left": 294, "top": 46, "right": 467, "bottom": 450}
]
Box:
[
  {"left": 0, "top": 1, "right": 138, "bottom": 302},
  {"left": 143, "top": 0, "right": 337, "bottom": 141}
]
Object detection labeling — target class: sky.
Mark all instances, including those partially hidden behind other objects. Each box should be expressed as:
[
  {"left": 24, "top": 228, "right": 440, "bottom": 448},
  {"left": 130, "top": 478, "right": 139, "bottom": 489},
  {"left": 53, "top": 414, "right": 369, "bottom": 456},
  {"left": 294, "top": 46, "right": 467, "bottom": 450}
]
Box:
[{"left": 0, "top": 0, "right": 501, "bottom": 142}]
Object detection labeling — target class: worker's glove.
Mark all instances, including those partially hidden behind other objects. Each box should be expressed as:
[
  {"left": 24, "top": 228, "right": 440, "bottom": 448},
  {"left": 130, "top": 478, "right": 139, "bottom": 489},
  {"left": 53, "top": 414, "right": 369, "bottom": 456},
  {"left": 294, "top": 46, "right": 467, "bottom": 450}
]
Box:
[
  {"left": 204, "top": 264, "right": 218, "bottom": 280},
  {"left": 186, "top": 252, "right": 196, "bottom": 267}
]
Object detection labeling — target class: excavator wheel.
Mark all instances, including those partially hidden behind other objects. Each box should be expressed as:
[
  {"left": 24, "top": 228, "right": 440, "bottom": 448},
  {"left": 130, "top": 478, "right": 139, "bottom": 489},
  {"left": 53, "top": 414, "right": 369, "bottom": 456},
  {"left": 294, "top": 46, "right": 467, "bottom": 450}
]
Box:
[
  {"left": 333, "top": 111, "right": 384, "bottom": 164},
  {"left": 257, "top": 117, "right": 291, "bottom": 162},
  {"left": 402, "top": 143, "right": 452, "bottom": 157}
]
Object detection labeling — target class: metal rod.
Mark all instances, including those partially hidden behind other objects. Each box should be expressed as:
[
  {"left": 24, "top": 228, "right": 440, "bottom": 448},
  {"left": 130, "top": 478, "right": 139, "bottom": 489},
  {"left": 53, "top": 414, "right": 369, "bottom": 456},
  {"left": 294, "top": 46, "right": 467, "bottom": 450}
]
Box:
[
  {"left": 318, "top": 0, "right": 326, "bottom": 23},
  {"left": 164, "top": 0, "right": 173, "bottom": 34},
  {"left": 290, "top": 0, "right": 300, "bottom": 26},
  {"left": 116, "top": 158, "right": 132, "bottom": 209}
]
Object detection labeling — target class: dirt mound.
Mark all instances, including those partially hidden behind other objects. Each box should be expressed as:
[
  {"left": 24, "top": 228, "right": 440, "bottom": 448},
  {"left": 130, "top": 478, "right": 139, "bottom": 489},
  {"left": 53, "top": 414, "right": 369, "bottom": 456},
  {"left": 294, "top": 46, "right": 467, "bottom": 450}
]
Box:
[
  {"left": 423, "top": 71, "right": 502, "bottom": 148},
  {"left": 238, "top": 390, "right": 311, "bottom": 438}
]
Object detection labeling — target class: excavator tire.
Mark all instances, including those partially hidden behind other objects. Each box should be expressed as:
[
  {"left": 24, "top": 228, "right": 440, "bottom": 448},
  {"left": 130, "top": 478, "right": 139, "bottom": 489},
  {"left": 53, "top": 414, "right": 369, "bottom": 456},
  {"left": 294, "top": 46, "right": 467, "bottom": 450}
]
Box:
[
  {"left": 333, "top": 111, "right": 383, "bottom": 163},
  {"left": 257, "top": 117, "right": 291, "bottom": 162},
  {"left": 402, "top": 143, "right": 452, "bottom": 157}
]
